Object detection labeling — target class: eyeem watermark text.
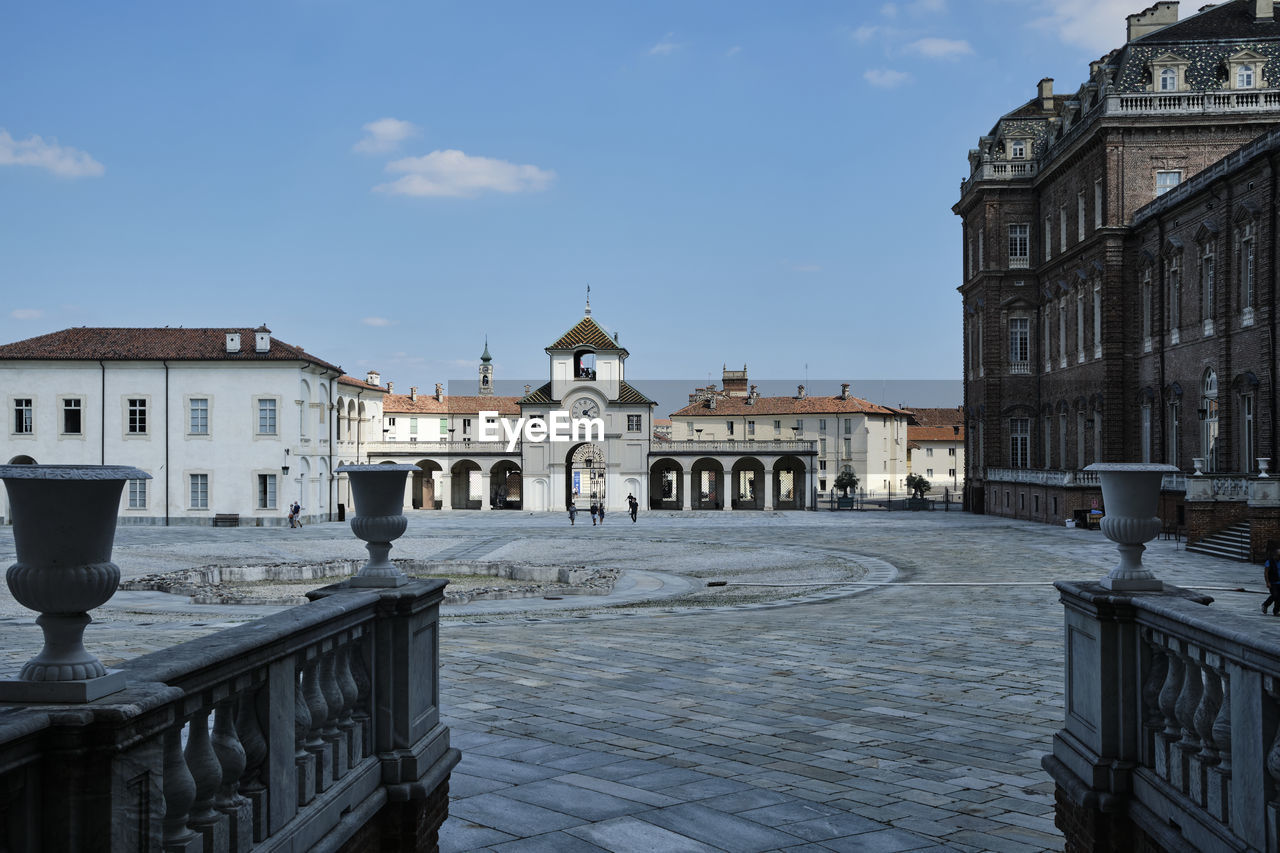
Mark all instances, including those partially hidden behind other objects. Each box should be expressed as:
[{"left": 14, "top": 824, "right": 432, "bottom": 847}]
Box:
[{"left": 479, "top": 411, "right": 605, "bottom": 452}]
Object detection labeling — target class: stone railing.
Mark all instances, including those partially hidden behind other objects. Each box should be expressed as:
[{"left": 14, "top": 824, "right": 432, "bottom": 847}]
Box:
[
  {"left": 0, "top": 579, "right": 458, "bottom": 851},
  {"left": 362, "top": 440, "right": 517, "bottom": 456},
  {"left": 966, "top": 160, "right": 1039, "bottom": 183},
  {"left": 1184, "top": 475, "right": 1251, "bottom": 501},
  {"left": 1008, "top": 361, "right": 1032, "bottom": 375},
  {"left": 1046, "top": 581, "right": 1280, "bottom": 851},
  {"left": 1109, "top": 88, "right": 1280, "bottom": 116},
  {"left": 985, "top": 467, "right": 1191, "bottom": 491},
  {"left": 652, "top": 439, "right": 818, "bottom": 455}
]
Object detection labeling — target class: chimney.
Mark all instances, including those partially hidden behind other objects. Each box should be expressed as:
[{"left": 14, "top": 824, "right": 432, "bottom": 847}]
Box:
[
  {"left": 797, "top": 384, "right": 806, "bottom": 399},
  {"left": 1127, "top": 2, "right": 1179, "bottom": 43},
  {"left": 524, "top": 384, "right": 532, "bottom": 396},
  {"left": 410, "top": 386, "right": 417, "bottom": 401},
  {"left": 366, "top": 370, "right": 380, "bottom": 387},
  {"left": 225, "top": 332, "right": 241, "bottom": 353},
  {"left": 386, "top": 381, "right": 394, "bottom": 394},
  {"left": 255, "top": 325, "right": 271, "bottom": 353},
  {"left": 1037, "top": 78, "right": 1054, "bottom": 111},
  {"left": 841, "top": 383, "right": 850, "bottom": 400},
  {"left": 435, "top": 383, "right": 444, "bottom": 402},
  {"left": 1256, "top": 0, "right": 1273, "bottom": 20},
  {"left": 722, "top": 365, "right": 749, "bottom": 396},
  {"left": 708, "top": 396, "right": 717, "bottom": 411}
]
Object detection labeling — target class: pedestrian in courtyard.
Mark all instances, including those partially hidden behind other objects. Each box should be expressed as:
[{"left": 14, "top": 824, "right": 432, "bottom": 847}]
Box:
[
  {"left": 627, "top": 493, "right": 638, "bottom": 522},
  {"left": 568, "top": 503, "right": 577, "bottom": 525},
  {"left": 292, "top": 501, "right": 302, "bottom": 528},
  {"left": 598, "top": 502, "right": 605, "bottom": 525},
  {"left": 1263, "top": 541, "right": 1280, "bottom": 615},
  {"left": 590, "top": 501, "right": 598, "bottom": 526},
  {"left": 287, "top": 504, "right": 296, "bottom": 528}
]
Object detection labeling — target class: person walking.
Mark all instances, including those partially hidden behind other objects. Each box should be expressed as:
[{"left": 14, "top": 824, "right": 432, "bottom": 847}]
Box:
[
  {"left": 590, "top": 501, "right": 599, "bottom": 526},
  {"left": 1264, "top": 541, "right": 1280, "bottom": 615},
  {"left": 292, "top": 501, "right": 302, "bottom": 528},
  {"left": 287, "top": 504, "right": 296, "bottom": 528},
  {"left": 627, "top": 493, "right": 638, "bottom": 523},
  {"left": 568, "top": 503, "right": 578, "bottom": 525},
  {"left": 598, "top": 502, "right": 605, "bottom": 525}
]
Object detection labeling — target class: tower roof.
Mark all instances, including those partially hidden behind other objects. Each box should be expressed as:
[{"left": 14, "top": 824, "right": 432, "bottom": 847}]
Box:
[
  {"left": 546, "top": 315, "right": 628, "bottom": 356},
  {"left": 481, "top": 338, "right": 492, "bottom": 363}
]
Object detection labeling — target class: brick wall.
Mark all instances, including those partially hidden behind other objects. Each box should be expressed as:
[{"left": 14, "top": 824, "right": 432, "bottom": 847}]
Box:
[{"left": 1184, "top": 500, "right": 1249, "bottom": 544}]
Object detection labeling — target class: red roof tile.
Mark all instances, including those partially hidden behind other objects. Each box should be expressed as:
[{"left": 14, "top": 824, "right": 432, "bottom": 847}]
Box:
[{"left": 670, "top": 394, "right": 897, "bottom": 417}]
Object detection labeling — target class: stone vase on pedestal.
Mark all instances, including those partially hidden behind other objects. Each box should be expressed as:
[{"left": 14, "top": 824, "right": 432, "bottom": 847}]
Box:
[
  {"left": 1085, "top": 462, "right": 1178, "bottom": 592},
  {"left": 0, "top": 464, "right": 150, "bottom": 702},
  {"left": 337, "top": 464, "right": 416, "bottom": 587}
]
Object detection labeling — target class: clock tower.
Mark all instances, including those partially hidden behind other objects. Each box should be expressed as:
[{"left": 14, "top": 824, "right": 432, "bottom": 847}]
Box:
[{"left": 478, "top": 338, "right": 493, "bottom": 396}]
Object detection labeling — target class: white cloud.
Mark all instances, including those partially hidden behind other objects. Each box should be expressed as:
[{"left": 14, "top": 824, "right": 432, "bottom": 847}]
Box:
[
  {"left": 793, "top": 264, "right": 822, "bottom": 273},
  {"left": 864, "top": 68, "right": 912, "bottom": 88},
  {"left": 908, "top": 37, "right": 973, "bottom": 58},
  {"left": 910, "top": 0, "right": 946, "bottom": 12},
  {"left": 881, "top": 3, "right": 898, "bottom": 18},
  {"left": 726, "top": 45, "right": 742, "bottom": 57},
  {"left": 852, "top": 25, "right": 880, "bottom": 44},
  {"left": 362, "top": 317, "right": 394, "bottom": 327},
  {"left": 374, "top": 149, "right": 556, "bottom": 198},
  {"left": 353, "top": 118, "right": 420, "bottom": 155},
  {"left": 1030, "top": 0, "right": 1132, "bottom": 53},
  {"left": 0, "top": 130, "right": 104, "bottom": 178},
  {"left": 10, "top": 308, "right": 43, "bottom": 320},
  {"left": 649, "top": 33, "right": 680, "bottom": 55}
]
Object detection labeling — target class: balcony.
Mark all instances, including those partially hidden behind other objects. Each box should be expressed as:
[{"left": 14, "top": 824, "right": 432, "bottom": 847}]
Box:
[
  {"left": 363, "top": 440, "right": 517, "bottom": 456},
  {"left": 1009, "top": 256, "right": 1030, "bottom": 269},
  {"left": 1008, "top": 361, "right": 1032, "bottom": 376},
  {"left": 654, "top": 439, "right": 817, "bottom": 455},
  {"left": 985, "top": 467, "right": 1188, "bottom": 491}
]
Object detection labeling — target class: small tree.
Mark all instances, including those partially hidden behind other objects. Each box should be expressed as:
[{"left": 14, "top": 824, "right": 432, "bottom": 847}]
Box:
[
  {"left": 835, "top": 469, "right": 859, "bottom": 497},
  {"left": 906, "top": 473, "right": 932, "bottom": 499}
]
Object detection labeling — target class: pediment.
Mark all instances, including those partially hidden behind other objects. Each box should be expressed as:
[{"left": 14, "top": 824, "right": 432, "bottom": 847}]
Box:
[
  {"left": 1194, "top": 220, "right": 1219, "bottom": 244},
  {"left": 1150, "top": 52, "right": 1189, "bottom": 67},
  {"left": 1228, "top": 49, "right": 1267, "bottom": 63}
]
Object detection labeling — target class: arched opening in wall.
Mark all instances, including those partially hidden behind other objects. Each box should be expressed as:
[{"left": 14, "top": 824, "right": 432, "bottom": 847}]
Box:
[
  {"left": 566, "top": 442, "right": 605, "bottom": 508},
  {"left": 490, "top": 460, "right": 522, "bottom": 509},
  {"left": 691, "top": 458, "right": 725, "bottom": 510},
  {"left": 573, "top": 350, "right": 597, "bottom": 381},
  {"left": 413, "top": 460, "right": 443, "bottom": 509},
  {"left": 1202, "top": 368, "right": 1219, "bottom": 473},
  {"left": 773, "top": 455, "right": 807, "bottom": 510},
  {"left": 624, "top": 477, "right": 641, "bottom": 511},
  {"left": 300, "top": 378, "right": 312, "bottom": 440},
  {"left": 316, "top": 457, "right": 329, "bottom": 519},
  {"left": 6, "top": 456, "right": 36, "bottom": 465},
  {"left": 450, "top": 459, "right": 481, "bottom": 509},
  {"left": 335, "top": 397, "right": 345, "bottom": 441},
  {"left": 649, "top": 458, "right": 682, "bottom": 510},
  {"left": 732, "top": 458, "right": 765, "bottom": 510},
  {"left": 530, "top": 478, "right": 549, "bottom": 512}
]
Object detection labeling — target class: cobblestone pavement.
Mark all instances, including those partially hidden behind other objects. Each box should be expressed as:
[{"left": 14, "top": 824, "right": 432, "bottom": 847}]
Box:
[{"left": 0, "top": 510, "right": 1269, "bottom": 851}]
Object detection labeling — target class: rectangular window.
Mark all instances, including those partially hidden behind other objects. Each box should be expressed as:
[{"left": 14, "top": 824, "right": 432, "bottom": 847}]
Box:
[
  {"left": 1043, "top": 310, "right": 1051, "bottom": 372},
  {"left": 844, "top": 419, "right": 852, "bottom": 435},
  {"left": 818, "top": 419, "right": 827, "bottom": 431},
  {"left": 1010, "top": 418, "right": 1030, "bottom": 468},
  {"left": 726, "top": 421, "right": 734, "bottom": 436},
  {"left": 128, "top": 398, "right": 147, "bottom": 434},
  {"left": 1076, "top": 290, "right": 1085, "bottom": 362},
  {"left": 387, "top": 416, "right": 396, "bottom": 427},
  {"left": 189, "top": 398, "right": 208, "bottom": 435},
  {"left": 844, "top": 437, "right": 851, "bottom": 456},
  {"left": 190, "top": 473, "right": 209, "bottom": 509},
  {"left": 1169, "top": 258, "right": 1182, "bottom": 335},
  {"left": 1009, "top": 317, "right": 1029, "bottom": 364},
  {"left": 747, "top": 420, "right": 755, "bottom": 436},
  {"left": 978, "top": 228, "right": 984, "bottom": 270},
  {"left": 440, "top": 418, "right": 448, "bottom": 436},
  {"left": 62, "top": 398, "right": 82, "bottom": 434},
  {"left": 926, "top": 447, "right": 934, "bottom": 457},
  {"left": 1156, "top": 170, "right": 1181, "bottom": 196},
  {"left": 1141, "top": 270, "right": 1153, "bottom": 348},
  {"left": 128, "top": 478, "right": 147, "bottom": 509},
  {"left": 1243, "top": 394, "right": 1256, "bottom": 473},
  {"left": 1141, "top": 403, "right": 1152, "bottom": 463},
  {"left": 1060, "top": 205, "right": 1067, "bottom": 248},
  {"left": 949, "top": 468, "right": 956, "bottom": 478},
  {"left": 1202, "top": 254, "right": 1215, "bottom": 323},
  {"left": 1094, "top": 179, "right": 1103, "bottom": 229},
  {"left": 1077, "top": 192, "right": 1086, "bottom": 240},
  {"left": 774, "top": 420, "right": 781, "bottom": 435},
  {"left": 926, "top": 468, "right": 934, "bottom": 478},
  {"left": 627, "top": 414, "right": 642, "bottom": 432},
  {"left": 410, "top": 417, "right": 418, "bottom": 435},
  {"left": 1058, "top": 298, "right": 1067, "bottom": 367},
  {"left": 1167, "top": 401, "right": 1180, "bottom": 467},
  {"left": 795, "top": 419, "right": 804, "bottom": 433},
  {"left": 1008, "top": 224, "right": 1029, "bottom": 268},
  {"left": 1243, "top": 236, "right": 1257, "bottom": 312},
  {"left": 257, "top": 399, "right": 276, "bottom": 435},
  {"left": 1044, "top": 217, "right": 1053, "bottom": 261},
  {"left": 819, "top": 478, "right": 827, "bottom": 491},
  {"left": 462, "top": 418, "right": 471, "bottom": 433},
  {"left": 819, "top": 458, "right": 827, "bottom": 471},
  {"left": 1010, "top": 139, "right": 1026, "bottom": 159},
  {"left": 1092, "top": 284, "right": 1102, "bottom": 359},
  {"left": 258, "top": 474, "right": 277, "bottom": 509}
]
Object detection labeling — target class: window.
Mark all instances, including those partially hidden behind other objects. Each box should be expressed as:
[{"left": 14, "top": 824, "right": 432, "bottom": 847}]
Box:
[
  {"left": 1058, "top": 298, "right": 1068, "bottom": 368},
  {"left": 1156, "top": 171, "right": 1181, "bottom": 196},
  {"left": 1044, "top": 418, "right": 1052, "bottom": 469},
  {"left": 1076, "top": 289, "right": 1085, "bottom": 362},
  {"left": 1043, "top": 310, "right": 1052, "bottom": 372},
  {"left": 1243, "top": 393, "right": 1256, "bottom": 473},
  {"left": 63, "top": 398, "right": 82, "bottom": 434},
  {"left": 1076, "top": 411, "right": 1086, "bottom": 469},
  {"left": 1168, "top": 256, "right": 1182, "bottom": 338},
  {"left": 1059, "top": 412, "right": 1068, "bottom": 469},
  {"left": 1141, "top": 402, "right": 1152, "bottom": 463},
  {"left": 796, "top": 419, "right": 804, "bottom": 433},
  {"left": 1141, "top": 269, "right": 1153, "bottom": 349},
  {"left": 257, "top": 399, "right": 276, "bottom": 435},
  {"left": 463, "top": 418, "right": 471, "bottom": 434},
  {"left": 387, "top": 417, "right": 397, "bottom": 427},
  {"left": 128, "top": 398, "right": 147, "bottom": 434},
  {"left": 819, "top": 459, "right": 827, "bottom": 471},
  {"left": 258, "top": 474, "right": 277, "bottom": 509},
  {"left": 1160, "top": 68, "right": 1178, "bottom": 91},
  {"left": 1094, "top": 179, "right": 1103, "bottom": 229},
  {"left": 819, "top": 478, "right": 827, "bottom": 491},
  {"left": 1044, "top": 217, "right": 1053, "bottom": 261},
  {"left": 926, "top": 447, "right": 934, "bottom": 457},
  {"left": 189, "top": 398, "right": 208, "bottom": 435},
  {"left": 1202, "top": 369, "right": 1219, "bottom": 473},
  {"left": 627, "top": 414, "right": 641, "bottom": 432},
  {"left": 1077, "top": 192, "right": 1086, "bottom": 241},
  {"left": 774, "top": 420, "right": 781, "bottom": 435},
  {"left": 1238, "top": 64, "right": 1255, "bottom": 89},
  {"left": 926, "top": 468, "right": 934, "bottom": 478},
  {"left": 190, "top": 474, "right": 209, "bottom": 509},
  {"left": 410, "top": 417, "right": 418, "bottom": 435},
  {"left": 949, "top": 469, "right": 956, "bottom": 479},
  {"left": 440, "top": 418, "right": 448, "bottom": 436},
  {"left": 1010, "top": 418, "right": 1030, "bottom": 468},
  {"left": 978, "top": 228, "right": 984, "bottom": 270},
  {"left": 1242, "top": 228, "right": 1256, "bottom": 321},
  {"left": 128, "top": 478, "right": 147, "bottom": 509},
  {"left": 726, "top": 421, "right": 735, "bottom": 436},
  {"left": 13, "top": 398, "right": 32, "bottom": 434},
  {"left": 1010, "top": 139, "right": 1026, "bottom": 159},
  {"left": 1167, "top": 400, "right": 1181, "bottom": 467},
  {"left": 1060, "top": 205, "right": 1067, "bottom": 248},
  {"left": 844, "top": 419, "right": 852, "bottom": 435},
  {"left": 1008, "top": 224, "right": 1029, "bottom": 268},
  {"left": 1092, "top": 283, "right": 1102, "bottom": 359},
  {"left": 747, "top": 420, "right": 755, "bottom": 436},
  {"left": 1009, "top": 317, "right": 1029, "bottom": 365},
  {"left": 818, "top": 419, "right": 827, "bottom": 431},
  {"left": 1201, "top": 253, "right": 1215, "bottom": 331},
  {"left": 949, "top": 447, "right": 956, "bottom": 456}
]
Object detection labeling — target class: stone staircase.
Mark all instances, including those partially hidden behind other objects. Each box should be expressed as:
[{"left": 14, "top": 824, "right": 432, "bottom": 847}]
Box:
[{"left": 1187, "top": 520, "right": 1253, "bottom": 562}]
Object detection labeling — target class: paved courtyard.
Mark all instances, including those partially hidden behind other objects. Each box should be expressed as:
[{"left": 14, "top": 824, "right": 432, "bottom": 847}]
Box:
[{"left": 0, "top": 509, "right": 1269, "bottom": 851}]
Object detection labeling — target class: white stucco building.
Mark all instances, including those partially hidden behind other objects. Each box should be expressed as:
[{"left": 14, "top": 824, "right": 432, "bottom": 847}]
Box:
[{"left": 0, "top": 326, "right": 344, "bottom": 525}]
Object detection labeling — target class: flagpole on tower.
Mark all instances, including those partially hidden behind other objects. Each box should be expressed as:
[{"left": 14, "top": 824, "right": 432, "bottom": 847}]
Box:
[{"left": 585, "top": 284, "right": 591, "bottom": 316}]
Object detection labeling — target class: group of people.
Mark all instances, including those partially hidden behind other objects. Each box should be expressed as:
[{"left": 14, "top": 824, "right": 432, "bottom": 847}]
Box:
[
  {"left": 286, "top": 501, "right": 302, "bottom": 528},
  {"left": 569, "top": 494, "right": 640, "bottom": 525}
]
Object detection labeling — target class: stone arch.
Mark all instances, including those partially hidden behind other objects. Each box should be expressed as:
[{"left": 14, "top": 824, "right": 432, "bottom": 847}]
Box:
[
  {"left": 412, "top": 459, "right": 443, "bottom": 509},
  {"left": 566, "top": 442, "right": 605, "bottom": 508},
  {"left": 691, "top": 457, "right": 725, "bottom": 510},
  {"left": 773, "top": 455, "right": 807, "bottom": 510},
  {"left": 649, "top": 458, "right": 683, "bottom": 510},
  {"left": 451, "top": 459, "right": 481, "bottom": 509},
  {"left": 6, "top": 455, "right": 36, "bottom": 465},
  {"left": 299, "top": 378, "right": 312, "bottom": 439},
  {"left": 732, "top": 457, "right": 765, "bottom": 510},
  {"left": 490, "top": 459, "right": 522, "bottom": 509},
  {"left": 530, "top": 478, "right": 549, "bottom": 512}
]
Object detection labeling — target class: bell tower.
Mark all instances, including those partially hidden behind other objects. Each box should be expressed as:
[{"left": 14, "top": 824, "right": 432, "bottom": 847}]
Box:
[{"left": 479, "top": 338, "right": 494, "bottom": 395}]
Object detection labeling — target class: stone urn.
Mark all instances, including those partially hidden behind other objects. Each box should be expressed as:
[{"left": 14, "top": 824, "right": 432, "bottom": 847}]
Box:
[
  {"left": 1192, "top": 458, "right": 1206, "bottom": 476},
  {"left": 337, "top": 464, "right": 416, "bottom": 587},
  {"left": 0, "top": 464, "right": 149, "bottom": 702},
  {"left": 1084, "top": 462, "right": 1178, "bottom": 592},
  {"left": 1259, "top": 458, "right": 1272, "bottom": 478}
]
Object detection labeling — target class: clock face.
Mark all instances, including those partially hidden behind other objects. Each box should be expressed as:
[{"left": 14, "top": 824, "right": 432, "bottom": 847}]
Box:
[{"left": 571, "top": 398, "right": 600, "bottom": 419}]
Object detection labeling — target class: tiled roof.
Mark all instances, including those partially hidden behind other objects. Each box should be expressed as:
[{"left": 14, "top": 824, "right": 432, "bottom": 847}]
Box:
[
  {"left": 909, "top": 425, "right": 966, "bottom": 442},
  {"left": 521, "top": 383, "right": 554, "bottom": 404},
  {"left": 517, "top": 381, "right": 654, "bottom": 406},
  {"left": 547, "top": 316, "right": 628, "bottom": 355},
  {"left": 382, "top": 393, "right": 521, "bottom": 415},
  {"left": 1134, "top": 0, "right": 1280, "bottom": 43},
  {"left": 0, "top": 327, "right": 343, "bottom": 373},
  {"left": 616, "top": 382, "right": 656, "bottom": 405},
  {"left": 670, "top": 395, "right": 897, "bottom": 417},
  {"left": 338, "top": 375, "right": 385, "bottom": 392},
  {"left": 903, "top": 406, "right": 965, "bottom": 428}
]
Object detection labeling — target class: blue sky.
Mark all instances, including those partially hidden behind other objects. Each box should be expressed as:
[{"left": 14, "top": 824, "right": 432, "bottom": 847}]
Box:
[{"left": 2, "top": 0, "right": 1136, "bottom": 400}]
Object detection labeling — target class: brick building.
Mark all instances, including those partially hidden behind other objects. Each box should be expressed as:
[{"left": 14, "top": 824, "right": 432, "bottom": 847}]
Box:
[{"left": 955, "top": 0, "right": 1280, "bottom": 524}]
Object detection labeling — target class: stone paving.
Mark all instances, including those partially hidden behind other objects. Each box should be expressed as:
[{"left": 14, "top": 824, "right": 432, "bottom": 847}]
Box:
[{"left": 0, "top": 510, "right": 1272, "bottom": 851}]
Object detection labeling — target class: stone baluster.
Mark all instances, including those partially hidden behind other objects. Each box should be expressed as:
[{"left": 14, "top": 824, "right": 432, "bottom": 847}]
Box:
[
  {"left": 1173, "top": 647, "right": 1204, "bottom": 794},
  {"left": 1141, "top": 630, "right": 1169, "bottom": 768},
  {"left": 295, "top": 661, "right": 316, "bottom": 806},
  {"left": 303, "top": 654, "right": 334, "bottom": 793},
  {"left": 236, "top": 686, "right": 269, "bottom": 842},
  {"left": 1155, "top": 637, "right": 1185, "bottom": 782},
  {"left": 1206, "top": 662, "right": 1232, "bottom": 824},
  {"left": 1189, "top": 652, "right": 1223, "bottom": 807},
  {"left": 212, "top": 700, "right": 254, "bottom": 853},
  {"left": 320, "top": 644, "right": 347, "bottom": 779},
  {"left": 162, "top": 724, "right": 200, "bottom": 852},
  {"left": 184, "top": 708, "right": 230, "bottom": 850},
  {"left": 349, "top": 632, "right": 373, "bottom": 751},
  {"left": 337, "top": 635, "right": 361, "bottom": 765}
]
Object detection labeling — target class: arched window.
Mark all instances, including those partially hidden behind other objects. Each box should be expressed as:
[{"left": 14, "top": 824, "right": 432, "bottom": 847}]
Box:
[
  {"left": 1160, "top": 68, "right": 1178, "bottom": 91},
  {"left": 1202, "top": 369, "right": 1219, "bottom": 473}
]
